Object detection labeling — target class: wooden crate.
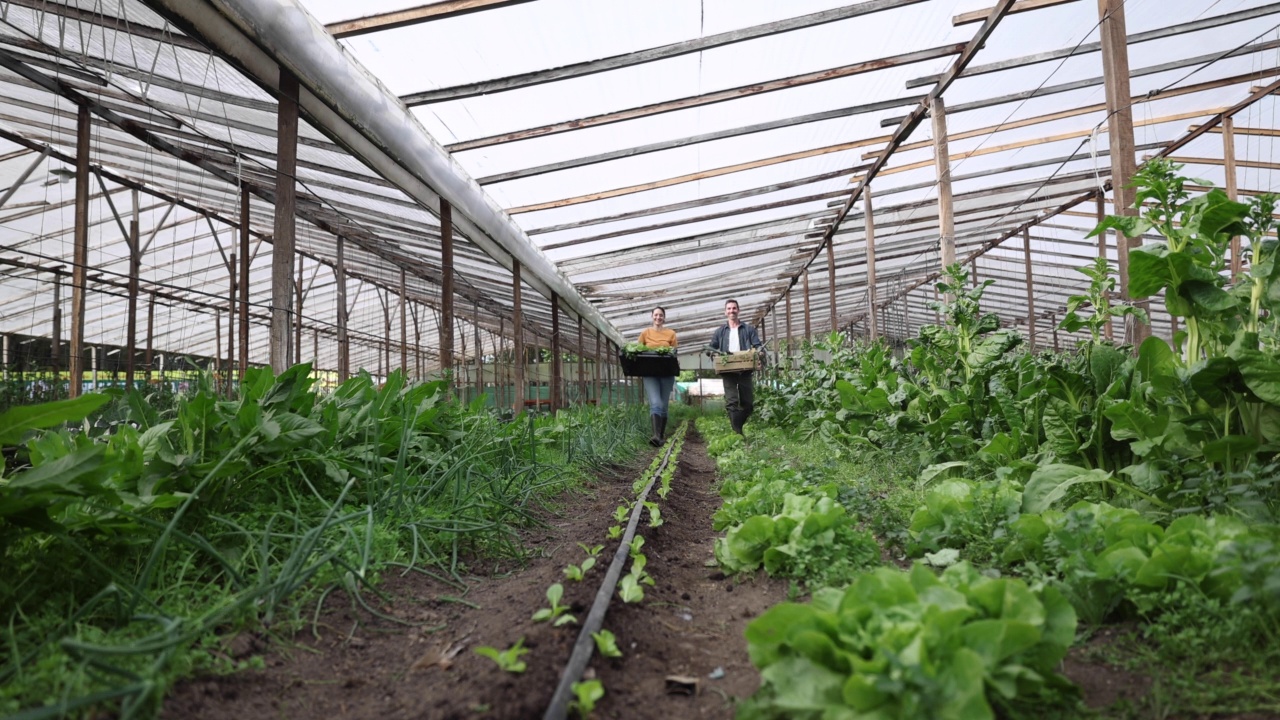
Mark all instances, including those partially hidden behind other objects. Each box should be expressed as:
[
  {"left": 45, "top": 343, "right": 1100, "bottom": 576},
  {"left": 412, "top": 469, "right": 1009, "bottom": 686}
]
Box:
[{"left": 713, "top": 350, "right": 757, "bottom": 374}]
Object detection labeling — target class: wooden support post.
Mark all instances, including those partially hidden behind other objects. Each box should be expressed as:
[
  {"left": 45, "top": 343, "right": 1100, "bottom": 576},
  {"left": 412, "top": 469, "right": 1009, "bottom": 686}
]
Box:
[
  {"left": 51, "top": 273, "right": 61, "bottom": 379},
  {"left": 931, "top": 96, "right": 957, "bottom": 272},
  {"left": 512, "top": 260, "right": 525, "bottom": 414},
  {"left": 399, "top": 268, "right": 407, "bottom": 375},
  {"left": 1096, "top": 195, "right": 1114, "bottom": 341},
  {"left": 439, "top": 199, "right": 455, "bottom": 375},
  {"left": 68, "top": 105, "right": 90, "bottom": 398},
  {"left": 865, "top": 185, "right": 879, "bottom": 341},
  {"left": 238, "top": 185, "right": 250, "bottom": 379},
  {"left": 1051, "top": 313, "right": 1060, "bottom": 351},
  {"left": 593, "top": 328, "right": 602, "bottom": 404},
  {"left": 294, "top": 258, "right": 304, "bottom": 362},
  {"left": 784, "top": 287, "right": 793, "bottom": 361},
  {"left": 228, "top": 251, "right": 236, "bottom": 392},
  {"left": 803, "top": 272, "right": 812, "bottom": 341},
  {"left": 971, "top": 260, "right": 979, "bottom": 287},
  {"left": 411, "top": 303, "right": 421, "bottom": 380},
  {"left": 576, "top": 315, "right": 585, "bottom": 404},
  {"left": 1224, "top": 117, "right": 1242, "bottom": 277},
  {"left": 1023, "top": 228, "right": 1036, "bottom": 349},
  {"left": 1098, "top": 0, "right": 1146, "bottom": 345},
  {"left": 475, "top": 301, "right": 483, "bottom": 399},
  {"left": 272, "top": 67, "right": 299, "bottom": 372},
  {"left": 145, "top": 291, "right": 155, "bottom": 382},
  {"left": 771, "top": 309, "right": 779, "bottom": 367},
  {"left": 125, "top": 190, "right": 140, "bottom": 387},
  {"left": 336, "top": 236, "right": 349, "bottom": 381},
  {"left": 550, "top": 294, "right": 562, "bottom": 411},
  {"left": 826, "top": 240, "right": 837, "bottom": 333}
]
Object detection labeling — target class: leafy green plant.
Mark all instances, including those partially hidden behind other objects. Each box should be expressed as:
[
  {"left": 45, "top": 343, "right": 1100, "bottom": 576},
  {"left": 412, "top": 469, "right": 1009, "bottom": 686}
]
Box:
[
  {"left": 563, "top": 557, "right": 596, "bottom": 582},
  {"left": 569, "top": 678, "right": 604, "bottom": 718},
  {"left": 473, "top": 638, "right": 529, "bottom": 673},
  {"left": 617, "top": 573, "right": 644, "bottom": 603},
  {"left": 532, "top": 583, "right": 577, "bottom": 626},
  {"left": 606, "top": 525, "right": 622, "bottom": 540},
  {"left": 591, "top": 629, "right": 623, "bottom": 658},
  {"left": 742, "top": 562, "right": 1077, "bottom": 719},
  {"left": 1059, "top": 256, "right": 1147, "bottom": 343}
]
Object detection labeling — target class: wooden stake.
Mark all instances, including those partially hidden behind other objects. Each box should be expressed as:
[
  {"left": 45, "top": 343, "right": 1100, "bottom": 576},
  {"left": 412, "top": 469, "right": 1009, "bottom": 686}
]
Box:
[
  {"left": 69, "top": 105, "right": 90, "bottom": 398},
  {"left": 1023, "top": 228, "right": 1036, "bottom": 349},
  {"left": 864, "top": 185, "right": 879, "bottom": 341},
  {"left": 931, "top": 96, "right": 956, "bottom": 272},
  {"left": 512, "top": 260, "right": 525, "bottom": 415},
  {"left": 238, "top": 184, "right": 251, "bottom": 379},
  {"left": 803, "top": 272, "right": 812, "bottom": 340},
  {"left": 439, "top": 199, "right": 455, "bottom": 373},
  {"left": 1224, "top": 117, "right": 1241, "bottom": 277},
  {"left": 272, "top": 67, "right": 299, "bottom": 372},
  {"left": 336, "top": 235, "right": 349, "bottom": 381}
]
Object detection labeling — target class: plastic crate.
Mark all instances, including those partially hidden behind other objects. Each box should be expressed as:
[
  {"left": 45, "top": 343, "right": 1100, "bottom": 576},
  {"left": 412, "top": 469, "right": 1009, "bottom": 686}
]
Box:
[{"left": 619, "top": 351, "right": 680, "bottom": 377}]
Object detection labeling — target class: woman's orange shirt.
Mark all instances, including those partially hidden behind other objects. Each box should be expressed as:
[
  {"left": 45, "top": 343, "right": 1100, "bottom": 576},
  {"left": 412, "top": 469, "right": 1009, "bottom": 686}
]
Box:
[{"left": 638, "top": 327, "right": 678, "bottom": 348}]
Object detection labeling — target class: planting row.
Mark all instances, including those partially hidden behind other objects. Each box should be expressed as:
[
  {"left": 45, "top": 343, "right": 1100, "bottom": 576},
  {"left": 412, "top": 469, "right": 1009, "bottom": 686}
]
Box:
[{"left": 0, "top": 367, "right": 648, "bottom": 718}]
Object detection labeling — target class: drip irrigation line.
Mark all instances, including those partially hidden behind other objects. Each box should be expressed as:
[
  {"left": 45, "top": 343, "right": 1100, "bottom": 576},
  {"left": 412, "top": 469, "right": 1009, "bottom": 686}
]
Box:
[{"left": 543, "top": 422, "right": 685, "bottom": 720}]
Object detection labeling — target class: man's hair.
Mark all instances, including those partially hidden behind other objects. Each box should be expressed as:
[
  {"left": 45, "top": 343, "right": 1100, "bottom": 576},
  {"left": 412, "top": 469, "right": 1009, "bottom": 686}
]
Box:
[{"left": 724, "top": 299, "right": 739, "bottom": 309}]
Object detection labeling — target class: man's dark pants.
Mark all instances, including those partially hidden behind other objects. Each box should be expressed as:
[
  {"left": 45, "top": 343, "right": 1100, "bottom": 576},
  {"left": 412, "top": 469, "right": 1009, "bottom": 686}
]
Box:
[{"left": 722, "top": 370, "right": 754, "bottom": 434}]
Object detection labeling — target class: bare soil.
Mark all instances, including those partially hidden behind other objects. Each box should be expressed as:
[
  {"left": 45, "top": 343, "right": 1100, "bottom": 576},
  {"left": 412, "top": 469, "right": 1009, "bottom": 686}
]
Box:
[{"left": 163, "top": 427, "right": 789, "bottom": 720}]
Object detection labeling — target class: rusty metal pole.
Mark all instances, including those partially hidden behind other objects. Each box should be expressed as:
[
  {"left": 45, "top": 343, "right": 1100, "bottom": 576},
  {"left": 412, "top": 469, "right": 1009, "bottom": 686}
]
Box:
[
  {"left": 68, "top": 105, "right": 90, "bottom": 398},
  {"left": 272, "top": 67, "right": 299, "bottom": 372},
  {"left": 512, "top": 260, "right": 525, "bottom": 415},
  {"left": 474, "top": 301, "right": 483, "bottom": 400},
  {"left": 1098, "top": 0, "right": 1146, "bottom": 345},
  {"left": 865, "top": 185, "right": 879, "bottom": 341},
  {"left": 336, "top": 236, "right": 349, "bottom": 381},
  {"left": 1023, "top": 228, "right": 1036, "bottom": 350},
  {"left": 238, "top": 184, "right": 250, "bottom": 379}
]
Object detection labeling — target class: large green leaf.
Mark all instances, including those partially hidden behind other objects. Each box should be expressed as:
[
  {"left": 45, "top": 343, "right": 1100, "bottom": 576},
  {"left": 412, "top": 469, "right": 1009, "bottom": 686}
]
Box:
[
  {"left": 0, "top": 394, "right": 111, "bottom": 445},
  {"left": 1127, "top": 245, "right": 1173, "bottom": 298},
  {"left": 1178, "top": 279, "right": 1236, "bottom": 313},
  {"left": 4, "top": 445, "right": 106, "bottom": 492},
  {"left": 1234, "top": 349, "right": 1280, "bottom": 406},
  {"left": 1021, "top": 464, "right": 1112, "bottom": 514}
]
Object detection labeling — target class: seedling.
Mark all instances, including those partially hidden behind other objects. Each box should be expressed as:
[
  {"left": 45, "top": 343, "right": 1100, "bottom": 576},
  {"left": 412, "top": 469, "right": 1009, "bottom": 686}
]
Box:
[
  {"left": 563, "top": 556, "right": 596, "bottom": 581},
  {"left": 618, "top": 574, "right": 644, "bottom": 603},
  {"left": 569, "top": 679, "right": 604, "bottom": 719},
  {"left": 591, "top": 629, "right": 622, "bottom": 658},
  {"left": 473, "top": 638, "right": 528, "bottom": 673},
  {"left": 531, "top": 583, "right": 577, "bottom": 626},
  {"left": 644, "top": 501, "right": 663, "bottom": 528},
  {"left": 613, "top": 504, "right": 630, "bottom": 523},
  {"left": 577, "top": 543, "right": 604, "bottom": 557},
  {"left": 630, "top": 552, "right": 654, "bottom": 586},
  {"left": 606, "top": 525, "right": 622, "bottom": 539},
  {"left": 629, "top": 535, "right": 645, "bottom": 557}
]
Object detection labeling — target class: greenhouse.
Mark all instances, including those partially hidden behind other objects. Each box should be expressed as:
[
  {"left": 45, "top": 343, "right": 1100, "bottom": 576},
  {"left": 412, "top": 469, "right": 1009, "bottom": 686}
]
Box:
[{"left": 1, "top": 0, "right": 1279, "bottom": 717}]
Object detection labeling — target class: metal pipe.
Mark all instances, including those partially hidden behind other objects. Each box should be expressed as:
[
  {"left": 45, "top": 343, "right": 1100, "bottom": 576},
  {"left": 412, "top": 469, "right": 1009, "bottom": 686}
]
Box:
[{"left": 151, "top": 0, "right": 623, "bottom": 347}]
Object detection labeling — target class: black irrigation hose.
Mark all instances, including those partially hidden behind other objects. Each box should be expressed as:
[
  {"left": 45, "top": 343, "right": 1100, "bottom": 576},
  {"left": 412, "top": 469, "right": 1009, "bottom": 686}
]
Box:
[{"left": 542, "top": 424, "right": 684, "bottom": 720}]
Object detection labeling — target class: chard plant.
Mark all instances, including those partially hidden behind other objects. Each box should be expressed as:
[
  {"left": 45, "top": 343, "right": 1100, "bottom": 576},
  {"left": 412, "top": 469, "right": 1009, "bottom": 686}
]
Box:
[{"left": 1058, "top": 256, "right": 1148, "bottom": 343}]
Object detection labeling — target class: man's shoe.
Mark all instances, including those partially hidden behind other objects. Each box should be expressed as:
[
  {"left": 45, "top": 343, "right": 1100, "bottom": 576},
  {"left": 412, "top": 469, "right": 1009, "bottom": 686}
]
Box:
[
  {"left": 649, "top": 414, "right": 662, "bottom": 447},
  {"left": 658, "top": 415, "right": 667, "bottom": 441}
]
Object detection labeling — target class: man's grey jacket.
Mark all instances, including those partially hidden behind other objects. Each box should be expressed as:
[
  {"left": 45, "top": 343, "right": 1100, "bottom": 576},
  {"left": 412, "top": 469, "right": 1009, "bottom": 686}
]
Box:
[{"left": 708, "top": 324, "right": 764, "bottom": 357}]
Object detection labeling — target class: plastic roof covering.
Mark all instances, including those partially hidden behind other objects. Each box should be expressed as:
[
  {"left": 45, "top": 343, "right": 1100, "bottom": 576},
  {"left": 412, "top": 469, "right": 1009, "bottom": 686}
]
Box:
[
  {"left": 1, "top": 0, "right": 1279, "bottom": 372},
  {"left": 0, "top": 0, "right": 598, "bottom": 378},
  {"left": 308, "top": 0, "right": 1280, "bottom": 347}
]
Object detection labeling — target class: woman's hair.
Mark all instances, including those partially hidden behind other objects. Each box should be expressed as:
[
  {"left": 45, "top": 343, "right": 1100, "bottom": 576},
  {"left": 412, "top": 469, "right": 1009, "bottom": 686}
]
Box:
[{"left": 651, "top": 306, "right": 667, "bottom": 318}]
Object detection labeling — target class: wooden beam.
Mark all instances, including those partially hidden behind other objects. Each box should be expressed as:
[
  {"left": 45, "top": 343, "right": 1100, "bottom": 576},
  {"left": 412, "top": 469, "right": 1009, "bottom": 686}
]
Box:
[
  {"left": 1022, "top": 228, "right": 1036, "bottom": 349},
  {"left": 238, "top": 185, "right": 251, "bottom": 379},
  {"left": 439, "top": 199, "right": 455, "bottom": 373},
  {"left": 803, "top": 272, "right": 812, "bottom": 340},
  {"left": 271, "top": 67, "right": 299, "bottom": 372},
  {"left": 551, "top": 295, "right": 562, "bottom": 411},
  {"left": 932, "top": 96, "right": 956, "bottom": 270},
  {"left": 1098, "top": 0, "right": 1143, "bottom": 344},
  {"left": 865, "top": 186, "right": 879, "bottom": 341},
  {"left": 827, "top": 237, "right": 838, "bottom": 332},
  {"left": 576, "top": 315, "right": 584, "bottom": 404},
  {"left": 954, "top": 0, "right": 1078, "bottom": 26},
  {"left": 508, "top": 140, "right": 883, "bottom": 214},
  {"left": 785, "top": 288, "right": 793, "bottom": 361},
  {"left": 68, "top": 105, "right": 89, "bottom": 398},
  {"left": 0, "top": 146, "right": 47, "bottom": 211},
  {"left": 326, "top": 0, "right": 535, "bottom": 38},
  {"left": 1194, "top": 124, "right": 1280, "bottom": 138},
  {"left": 400, "top": 268, "right": 408, "bottom": 374},
  {"left": 228, "top": 251, "right": 236, "bottom": 391},
  {"left": 336, "top": 235, "right": 349, "bottom": 381},
  {"left": 1224, "top": 118, "right": 1241, "bottom": 277},
  {"left": 403, "top": 0, "right": 930, "bottom": 104},
  {"left": 512, "top": 261, "right": 525, "bottom": 415},
  {"left": 451, "top": 43, "right": 964, "bottom": 153}
]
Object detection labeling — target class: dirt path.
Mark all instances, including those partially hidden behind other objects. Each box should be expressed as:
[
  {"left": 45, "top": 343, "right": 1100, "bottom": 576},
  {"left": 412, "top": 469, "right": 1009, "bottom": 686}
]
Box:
[{"left": 163, "top": 426, "right": 787, "bottom": 720}]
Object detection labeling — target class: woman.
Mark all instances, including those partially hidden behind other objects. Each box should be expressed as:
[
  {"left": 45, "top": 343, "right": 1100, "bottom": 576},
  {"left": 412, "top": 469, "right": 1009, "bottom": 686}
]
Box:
[{"left": 638, "top": 306, "right": 677, "bottom": 447}]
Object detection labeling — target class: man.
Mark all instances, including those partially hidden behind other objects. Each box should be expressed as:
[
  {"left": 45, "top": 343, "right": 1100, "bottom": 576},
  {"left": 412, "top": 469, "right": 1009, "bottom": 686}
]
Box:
[{"left": 708, "top": 299, "right": 763, "bottom": 435}]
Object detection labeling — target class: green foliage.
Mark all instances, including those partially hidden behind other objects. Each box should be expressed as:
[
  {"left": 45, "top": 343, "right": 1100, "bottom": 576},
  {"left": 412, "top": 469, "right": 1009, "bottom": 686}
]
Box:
[
  {"left": 532, "top": 583, "right": 577, "bottom": 626},
  {"left": 622, "top": 342, "right": 674, "bottom": 356},
  {"left": 591, "top": 629, "right": 623, "bottom": 658},
  {"left": 473, "top": 638, "right": 529, "bottom": 673},
  {"left": 569, "top": 679, "right": 604, "bottom": 718},
  {"left": 741, "top": 562, "right": 1077, "bottom": 720}
]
